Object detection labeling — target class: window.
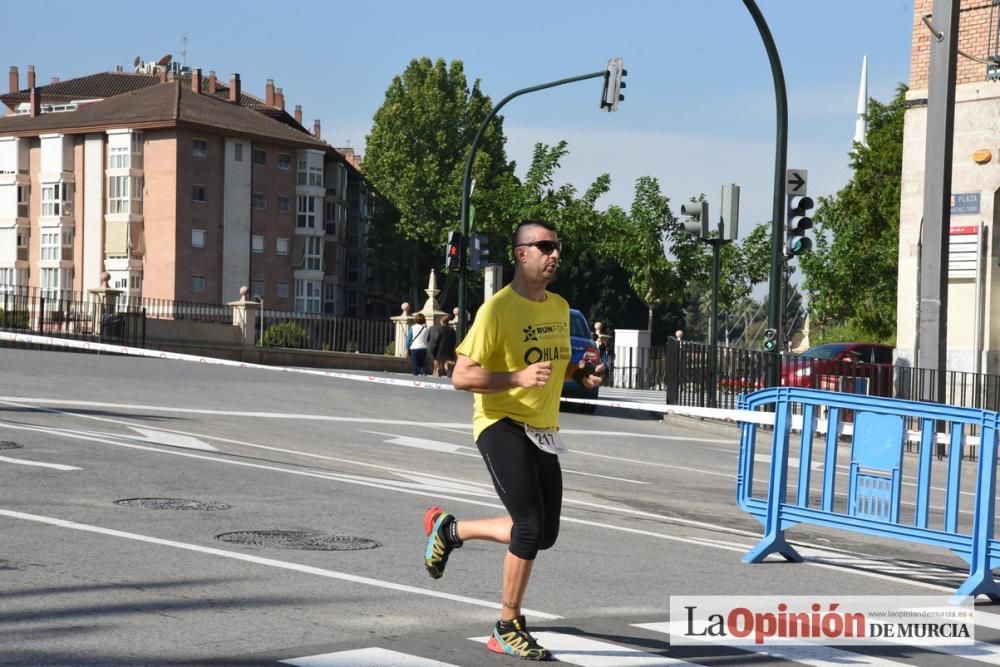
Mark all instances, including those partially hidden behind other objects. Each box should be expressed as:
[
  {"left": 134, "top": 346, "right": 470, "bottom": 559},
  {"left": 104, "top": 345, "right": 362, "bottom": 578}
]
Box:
[
  {"left": 305, "top": 235, "right": 322, "bottom": 270},
  {"left": 41, "top": 232, "right": 59, "bottom": 260},
  {"left": 109, "top": 145, "right": 129, "bottom": 169},
  {"left": 252, "top": 235, "right": 265, "bottom": 254},
  {"left": 41, "top": 267, "right": 59, "bottom": 297},
  {"left": 131, "top": 132, "right": 143, "bottom": 156},
  {"left": 296, "top": 159, "right": 322, "bottom": 186},
  {"left": 251, "top": 279, "right": 265, "bottom": 297},
  {"left": 253, "top": 149, "right": 267, "bottom": 165},
  {"left": 108, "top": 175, "right": 143, "bottom": 214},
  {"left": 275, "top": 281, "right": 289, "bottom": 298},
  {"left": 234, "top": 142, "right": 243, "bottom": 162},
  {"left": 295, "top": 278, "right": 320, "bottom": 313},
  {"left": 296, "top": 195, "right": 316, "bottom": 228},
  {"left": 277, "top": 195, "right": 290, "bottom": 213},
  {"left": 62, "top": 229, "right": 73, "bottom": 246},
  {"left": 252, "top": 191, "right": 266, "bottom": 210},
  {"left": 277, "top": 153, "right": 291, "bottom": 170},
  {"left": 193, "top": 139, "right": 208, "bottom": 157},
  {"left": 192, "top": 184, "right": 207, "bottom": 203},
  {"left": 192, "top": 229, "right": 205, "bottom": 248},
  {"left": 191, "top": 275, "right": 206, "bottom": 293},
  {"left": 16, "top": 184, "right": 28, "bottom": 218},
  {"left": 276, "top": 237, "right": 289, "bottom": 256},
  {"left": 308, "top": 165, "right": 322, "bottom": 187},
  {"left": 41, "top": 182, "right": 69, "bottom": 216}
]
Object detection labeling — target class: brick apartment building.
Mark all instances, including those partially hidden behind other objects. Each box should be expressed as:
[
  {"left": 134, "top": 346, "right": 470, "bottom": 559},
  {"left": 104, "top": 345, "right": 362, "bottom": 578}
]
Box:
[
  {"left": 0, "top": 60, "right": 379, "bottom": 317},
  {"left": 897, "top": 0, "right": 1000, "bottom": 373}
]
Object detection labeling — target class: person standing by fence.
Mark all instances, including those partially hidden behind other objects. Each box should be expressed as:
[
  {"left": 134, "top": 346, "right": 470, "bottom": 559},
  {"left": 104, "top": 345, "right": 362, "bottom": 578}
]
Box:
[
  {"left": 428, "top": 313, "right": 457, "bottom": 377},
  {"left": 407, "top": 313, "right": 430, "bottom": 376}
]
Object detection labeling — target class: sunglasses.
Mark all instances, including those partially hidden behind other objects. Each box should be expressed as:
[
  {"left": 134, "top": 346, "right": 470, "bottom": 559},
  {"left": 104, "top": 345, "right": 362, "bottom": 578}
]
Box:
[{"left": 515, "top": 240, "right": 562, "bottom": 254}]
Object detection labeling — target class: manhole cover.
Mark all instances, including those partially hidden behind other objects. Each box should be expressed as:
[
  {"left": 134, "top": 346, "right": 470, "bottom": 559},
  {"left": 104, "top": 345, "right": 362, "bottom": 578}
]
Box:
[
  {"left": 0, "top": 441, "right": 22, "bottom": 450},
  {"left": 215, "top": 530, "right": 380, "bottom": 551},
  {"left": 114, "top": 498, "right": 231, "bottom": 511}
]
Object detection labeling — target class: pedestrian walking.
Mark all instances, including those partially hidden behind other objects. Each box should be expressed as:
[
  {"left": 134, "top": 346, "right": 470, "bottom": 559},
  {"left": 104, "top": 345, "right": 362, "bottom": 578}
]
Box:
[
  {"left": 422, "top": 219, "right": 605, "bottom": 661},
  {"left": 428, "top": 313, "right": 457, "bottom": 377}
]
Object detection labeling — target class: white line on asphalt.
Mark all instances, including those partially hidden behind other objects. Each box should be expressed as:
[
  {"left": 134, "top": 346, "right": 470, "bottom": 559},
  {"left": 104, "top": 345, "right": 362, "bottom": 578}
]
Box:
[
  {"left": 0, "top": 415, "right": 967, "bottom": 597},
  {"left": 0, "top": 396, "right": 472, "bottom": 427},
  {"left": 0, "top": 455, "right": 80, "bottom": 471},
  {"left": 0, "top": 508, "right": 561, "bottom": 620},
  {"left": 281, "top": 648, "right": 459, "bottom": 666},
  {"left": 633, "top": 622, "right": 914, "bottom": 667},
  {"left": 469, "top": 631, "right": 692, "bottom": 665}
]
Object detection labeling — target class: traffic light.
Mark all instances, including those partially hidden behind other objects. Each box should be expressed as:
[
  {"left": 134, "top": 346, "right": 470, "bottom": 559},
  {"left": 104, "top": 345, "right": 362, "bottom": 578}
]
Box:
[
  {"left": 470, "top": 234, "right": 490, "bottom": 272},
  {"left": 680, "top": 201, "right": 708, "bottom": 239},
  {"left": 445, "top": 231, "right": 462, "bottom": 271},
  {"left": 763, "top": 328, "right": 778, "bottom": 352},
  {"left": 600, "top": 57, "right": 627, "bottom": 112},
  {"left": 785, "top": 195, "right": 814, "bottom": 256}
]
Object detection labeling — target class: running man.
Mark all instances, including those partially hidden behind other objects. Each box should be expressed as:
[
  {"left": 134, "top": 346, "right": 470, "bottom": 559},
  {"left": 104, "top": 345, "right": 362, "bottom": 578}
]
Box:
[{"left": 423, "top": 219, "right": 605, "bottom": 661}]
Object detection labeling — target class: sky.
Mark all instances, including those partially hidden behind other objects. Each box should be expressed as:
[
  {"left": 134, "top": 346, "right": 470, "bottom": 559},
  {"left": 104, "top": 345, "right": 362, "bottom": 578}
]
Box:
[{"left": 3, "top": 0, "right": 915, "bottom": 242}]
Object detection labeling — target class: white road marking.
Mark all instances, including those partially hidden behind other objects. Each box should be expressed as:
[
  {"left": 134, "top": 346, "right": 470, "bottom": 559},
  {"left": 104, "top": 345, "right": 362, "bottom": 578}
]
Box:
[
  {"left": 364, "top": 431, "right": 470, "bottom": 454},
  {"left": 0, "top": 407, "right": 973, "bottom": 597},
  {"left": 280, "top": 647, "right": 458, "bottom": 666},
  {"left": 634, "top": 622, "right": 914, "bottom": 666},
  {"left": 128, "top": 426, "right": 218, "bottom": 451},
  {"left": 0, "top": 396, "right": 472, "bottom": 427},
  {"left": 0, "top": 455, "right": 80, "bottom": 471},
  {"left": 0, "top": 508, "right": 560, "bottom": 620},
  {"left": 470, "top": 632, "right": 692, "bottom": 665}
]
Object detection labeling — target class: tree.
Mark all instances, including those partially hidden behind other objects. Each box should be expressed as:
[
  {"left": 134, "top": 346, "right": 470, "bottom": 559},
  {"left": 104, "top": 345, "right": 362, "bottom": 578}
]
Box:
[
  {"left": 363, "top": 57, "right": 513, "bottom": 301},
  {"left": 799, "top": 85, "right": 906, "bottom": 342}
]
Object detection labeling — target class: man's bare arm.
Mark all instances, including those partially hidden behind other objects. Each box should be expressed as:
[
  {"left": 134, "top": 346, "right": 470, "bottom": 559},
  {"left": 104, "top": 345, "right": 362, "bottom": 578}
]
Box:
[{"left": 452, "top": 355, "right": 553, "bottom": 394}]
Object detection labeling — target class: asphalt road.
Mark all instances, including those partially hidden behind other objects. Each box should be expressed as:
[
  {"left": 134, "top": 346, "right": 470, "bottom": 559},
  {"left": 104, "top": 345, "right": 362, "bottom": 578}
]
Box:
[{"left": 1, "top": 347, "right": 998, "bottom": 666}]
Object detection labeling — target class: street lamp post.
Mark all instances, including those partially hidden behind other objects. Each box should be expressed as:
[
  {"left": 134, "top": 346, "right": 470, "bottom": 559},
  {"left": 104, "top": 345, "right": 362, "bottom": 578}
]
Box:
[
  {"left": 742, "top": 0, "right": 788, "bottom": 388},
  {"left": 456, "top": 67, "right": 616, "bottom": 340}
]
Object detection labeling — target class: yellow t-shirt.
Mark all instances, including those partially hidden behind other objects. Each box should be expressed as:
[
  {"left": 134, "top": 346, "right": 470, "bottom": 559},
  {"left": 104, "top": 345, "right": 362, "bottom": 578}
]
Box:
[{"left": 456, "top": 285, "right": 571, "bottom": 441}]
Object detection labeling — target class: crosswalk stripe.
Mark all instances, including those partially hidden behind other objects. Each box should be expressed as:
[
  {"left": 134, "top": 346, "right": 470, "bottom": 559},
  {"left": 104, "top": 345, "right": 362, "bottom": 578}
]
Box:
[
  {"left": 279, "top": 647, "right": 458, "bottom": 666},
  {"left": 470, "top": 632, "right": 692, "bottom": 665},
  {"left": 633, "top": 622, "right": 915, "bottom": 666}
]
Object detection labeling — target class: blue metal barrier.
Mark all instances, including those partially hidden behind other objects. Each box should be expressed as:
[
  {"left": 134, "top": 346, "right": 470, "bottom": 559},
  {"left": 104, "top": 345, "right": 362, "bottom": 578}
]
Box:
[{"left": 736, "top": 387, "right": 1000, "bottom": 602}]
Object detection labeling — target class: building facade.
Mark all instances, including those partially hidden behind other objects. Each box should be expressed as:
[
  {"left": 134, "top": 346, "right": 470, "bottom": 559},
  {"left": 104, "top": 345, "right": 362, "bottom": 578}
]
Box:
[
  {"left": 898, "top": 0, "right": 1000, "bottom": 373},
  {"left": 0, "top": 62, "right": 377, "bottom": 317}
]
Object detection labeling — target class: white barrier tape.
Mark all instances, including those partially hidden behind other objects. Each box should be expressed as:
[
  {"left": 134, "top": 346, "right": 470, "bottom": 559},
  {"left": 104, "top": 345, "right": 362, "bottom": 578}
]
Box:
[{"left": 5, "top": 331, "right": 986, "bottom": 447}]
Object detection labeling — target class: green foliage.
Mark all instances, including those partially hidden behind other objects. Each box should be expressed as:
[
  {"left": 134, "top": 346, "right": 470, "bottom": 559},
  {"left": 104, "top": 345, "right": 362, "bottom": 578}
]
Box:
[
  {"left": 799, "top": 85, "right": 906, "bottom": 342},
  {"left": 260, "top": 322, "right": 309, "bottom": 349},
  {"left": 0, "top": 309, "right": 29, "bottom": 329},
  {"left": 364, "top": 57, "right": 511, "bottom": 246},
  {"left": 810, "top": 321, "right": 895, "bottom": 347}
]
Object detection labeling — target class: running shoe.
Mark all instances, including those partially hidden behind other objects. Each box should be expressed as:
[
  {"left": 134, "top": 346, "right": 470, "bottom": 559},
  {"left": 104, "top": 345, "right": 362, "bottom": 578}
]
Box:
[
  {"left": 423, "top": 506, "right": 455, "bottom": 579},
  {"left": 486, "top": 615, "right": 552, "bottom": 661}
]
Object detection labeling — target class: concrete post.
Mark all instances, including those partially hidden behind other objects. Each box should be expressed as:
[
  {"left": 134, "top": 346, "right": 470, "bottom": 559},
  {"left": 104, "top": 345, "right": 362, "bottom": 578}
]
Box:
[
  {"left": 88, "top": 271, "right": 122, "bottom": 336},
  {"left": 228, "top": 286, "right": 260, "bottom": 346},
  {"left": 391, "top": 302, "right": 415, "bottom": 357}
]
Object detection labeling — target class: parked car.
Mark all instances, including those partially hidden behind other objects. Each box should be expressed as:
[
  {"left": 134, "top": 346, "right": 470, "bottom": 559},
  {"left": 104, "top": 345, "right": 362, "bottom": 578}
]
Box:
[
  {"left": 562, "top": 308, "right": 601, "bottom": 413},
  {"left": 782, "top": 342, "right": 894, "bottom": 395}
]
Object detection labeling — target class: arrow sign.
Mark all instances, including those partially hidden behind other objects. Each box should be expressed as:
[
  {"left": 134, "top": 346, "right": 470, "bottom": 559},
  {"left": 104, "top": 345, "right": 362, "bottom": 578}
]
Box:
[{"left": 786, "top": 169, "right": 808, "bottom": 196}]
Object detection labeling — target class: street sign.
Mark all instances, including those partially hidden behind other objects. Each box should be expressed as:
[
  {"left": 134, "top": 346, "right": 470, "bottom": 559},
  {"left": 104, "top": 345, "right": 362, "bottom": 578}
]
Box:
[{"left": 785, "top": 169, "right": 808, "bottom": 196}]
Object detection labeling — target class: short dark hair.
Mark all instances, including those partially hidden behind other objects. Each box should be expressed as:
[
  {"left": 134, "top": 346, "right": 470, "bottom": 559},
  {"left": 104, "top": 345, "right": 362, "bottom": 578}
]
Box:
[{"left": 511, "top": 219, "right": 557, "bottom": 252}]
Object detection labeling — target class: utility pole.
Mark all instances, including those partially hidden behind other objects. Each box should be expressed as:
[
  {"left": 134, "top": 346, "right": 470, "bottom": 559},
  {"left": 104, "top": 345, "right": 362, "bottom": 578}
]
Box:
[{"left": 916, "top": 0, "right": 959, "bottom": 402}]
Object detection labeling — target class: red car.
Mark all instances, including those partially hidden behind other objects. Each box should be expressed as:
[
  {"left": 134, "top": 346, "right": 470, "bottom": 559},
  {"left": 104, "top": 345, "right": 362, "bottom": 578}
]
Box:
[{"left": 782, "top": 342, "right": 894, "bottom": 395}]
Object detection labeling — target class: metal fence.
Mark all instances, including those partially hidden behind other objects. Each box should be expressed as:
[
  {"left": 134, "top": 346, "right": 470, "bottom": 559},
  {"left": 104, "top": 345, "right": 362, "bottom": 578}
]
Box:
[
  {"left": 0, "top": 289, "right": 146, "bottom": 349},
  {"left": 258, "top": 309, "right": 393, "bottom": 355}
]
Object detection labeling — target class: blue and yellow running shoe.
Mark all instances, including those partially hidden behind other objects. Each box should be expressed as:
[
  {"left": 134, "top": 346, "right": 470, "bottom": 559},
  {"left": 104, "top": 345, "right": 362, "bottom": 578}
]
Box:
[
  {"left": 423, "top": 506, "right": 457, "bottom": 579},
  {"left": 486, "top": 615, "right": 552, "bottom": 661}
]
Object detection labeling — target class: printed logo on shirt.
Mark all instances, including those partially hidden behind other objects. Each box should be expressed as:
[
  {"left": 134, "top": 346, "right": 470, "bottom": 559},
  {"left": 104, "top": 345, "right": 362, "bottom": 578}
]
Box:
[{"left": 522, "top": 320, "right": 570, "bottom": 366}]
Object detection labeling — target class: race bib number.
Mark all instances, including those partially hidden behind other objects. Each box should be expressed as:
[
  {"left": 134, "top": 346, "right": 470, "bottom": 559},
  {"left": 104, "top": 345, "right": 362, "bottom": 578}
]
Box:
[{"left": 525, "top": 424, "right": 568, "bottom": 455}]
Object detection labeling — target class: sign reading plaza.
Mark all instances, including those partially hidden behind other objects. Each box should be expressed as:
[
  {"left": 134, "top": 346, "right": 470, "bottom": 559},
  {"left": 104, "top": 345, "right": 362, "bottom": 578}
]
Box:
[{"left": 670, "top": 595, "right": 974, "bottom": 646}]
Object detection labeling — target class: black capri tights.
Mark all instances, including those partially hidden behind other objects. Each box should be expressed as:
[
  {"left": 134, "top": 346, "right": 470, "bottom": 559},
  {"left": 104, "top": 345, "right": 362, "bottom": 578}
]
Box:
[{"left": 476, "top": 418, "right": 563, "bottom": 560}]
